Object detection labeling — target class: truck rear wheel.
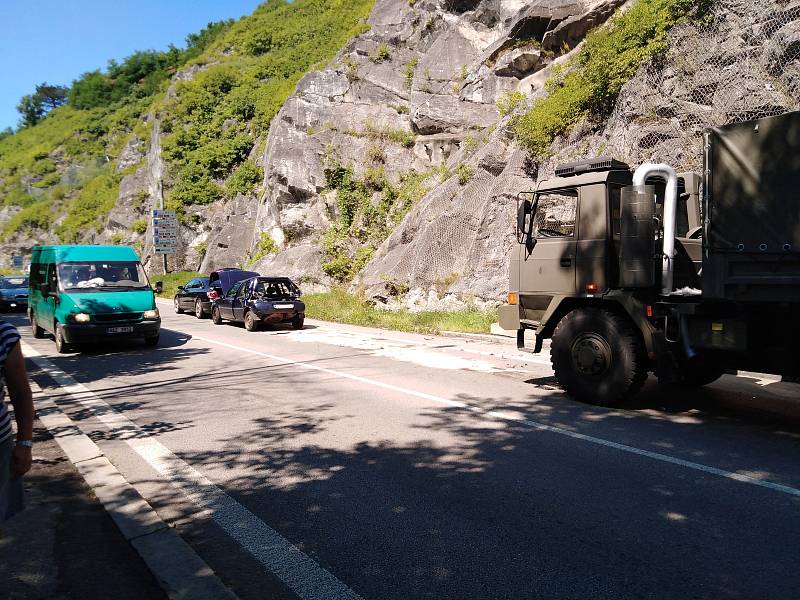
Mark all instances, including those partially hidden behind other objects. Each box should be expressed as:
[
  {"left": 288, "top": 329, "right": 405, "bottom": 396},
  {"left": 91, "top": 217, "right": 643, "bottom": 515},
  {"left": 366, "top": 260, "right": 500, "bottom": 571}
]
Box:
[{"left": 551, "top": 307, "right": 647, "bottom": 407}]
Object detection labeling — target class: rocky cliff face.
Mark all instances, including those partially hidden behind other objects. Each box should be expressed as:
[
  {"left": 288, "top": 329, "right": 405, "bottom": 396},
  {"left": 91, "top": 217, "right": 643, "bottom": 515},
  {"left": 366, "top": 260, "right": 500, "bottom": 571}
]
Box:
[
  {"left": 206, "top": 0, "right": 632, "bottom": 292},
  {"left": 5, "top": 0, "right": 797, "bottom": 309}
]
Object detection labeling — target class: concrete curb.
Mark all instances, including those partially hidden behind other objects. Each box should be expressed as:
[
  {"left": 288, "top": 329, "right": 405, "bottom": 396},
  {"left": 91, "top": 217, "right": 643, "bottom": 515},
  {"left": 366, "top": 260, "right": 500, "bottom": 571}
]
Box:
[{"left": 31, "top": 380, "right": 240, "bottom": 600}]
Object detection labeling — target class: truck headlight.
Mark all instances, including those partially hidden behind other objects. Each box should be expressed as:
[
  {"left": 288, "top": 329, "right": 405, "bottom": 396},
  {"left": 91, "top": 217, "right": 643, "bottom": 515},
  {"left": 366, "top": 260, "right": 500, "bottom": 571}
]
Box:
[
  {"left": 70, "top": 313, "right": 91, "bottom": 323},
  {"left": 143, "top": 309, "right": 160, "bottom": 320}
]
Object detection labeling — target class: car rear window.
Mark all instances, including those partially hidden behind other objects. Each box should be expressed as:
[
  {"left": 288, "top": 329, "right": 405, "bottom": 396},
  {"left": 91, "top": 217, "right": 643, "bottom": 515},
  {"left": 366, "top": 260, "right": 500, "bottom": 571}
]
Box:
[
  {"left": 0, "top": 277, "right": 28, "bottom": 288},
  {"left": 254, "top": 281, "right": 296, "bottom": 299}
]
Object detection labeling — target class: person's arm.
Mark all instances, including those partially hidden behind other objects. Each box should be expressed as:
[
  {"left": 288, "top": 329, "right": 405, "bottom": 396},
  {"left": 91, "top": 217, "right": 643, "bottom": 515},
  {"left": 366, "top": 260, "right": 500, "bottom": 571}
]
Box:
[{"left": 4, "top": 341, "right": 34, "bottom": 478}]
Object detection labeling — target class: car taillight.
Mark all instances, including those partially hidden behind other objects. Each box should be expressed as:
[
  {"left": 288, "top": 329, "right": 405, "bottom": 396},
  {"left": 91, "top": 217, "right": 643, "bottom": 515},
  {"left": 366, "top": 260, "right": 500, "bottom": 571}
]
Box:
[{"left": 208, "top": 290, "right": 218, "bottom": 300}]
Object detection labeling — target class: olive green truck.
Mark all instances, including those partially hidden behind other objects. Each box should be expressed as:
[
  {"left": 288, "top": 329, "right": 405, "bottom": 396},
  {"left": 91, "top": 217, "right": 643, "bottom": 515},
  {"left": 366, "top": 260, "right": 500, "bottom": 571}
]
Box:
[{"left": 500, "top": 110, "right": 800, "bottom": 406}]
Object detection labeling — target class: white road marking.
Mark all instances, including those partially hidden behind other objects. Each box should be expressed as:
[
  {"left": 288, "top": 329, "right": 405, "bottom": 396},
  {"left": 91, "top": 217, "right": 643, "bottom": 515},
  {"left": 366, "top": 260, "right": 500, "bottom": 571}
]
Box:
[
  {"left": 184, "top": 333, "right": 800, "bottom": 498},
  {"left": 22, "top": 342, "right": 365, "bottom": 600}
]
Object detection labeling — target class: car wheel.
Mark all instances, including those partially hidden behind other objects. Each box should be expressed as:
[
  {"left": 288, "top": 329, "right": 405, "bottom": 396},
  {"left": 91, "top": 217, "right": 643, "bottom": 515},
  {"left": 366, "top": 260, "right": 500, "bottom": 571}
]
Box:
[
  {"left": 212, "top": 306, "right": 222, "bottom": 325},
  {"left": 292, "top": 316, "right": 304, "bottom": 330},
  {"left": 174, "top": 297, "right": 184, "bottom": 314},
  {"left": 144, "top": 335, "right": 160, "bottom": 347},
  {"left": 31, "top": 313, "right": 45, "bottom": 339},
  {"left": 195, "top": 299, "right": 206, "bottom": 319},
  {"left": 54, "top": 323, "right": 71, "bottom": 354},
  {"left": 550, "top": 307, "right": 647, "bottom": 407},
  {"left": 244, "top": 311, "right": 259, "bottom": 332}
]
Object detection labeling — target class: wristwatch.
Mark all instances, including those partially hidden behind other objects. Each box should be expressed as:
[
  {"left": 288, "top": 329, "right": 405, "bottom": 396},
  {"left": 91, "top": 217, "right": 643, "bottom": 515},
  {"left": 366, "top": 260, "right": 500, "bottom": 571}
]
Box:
[{"left": 16, "top": 440, "right": 33, "bottom": 448}]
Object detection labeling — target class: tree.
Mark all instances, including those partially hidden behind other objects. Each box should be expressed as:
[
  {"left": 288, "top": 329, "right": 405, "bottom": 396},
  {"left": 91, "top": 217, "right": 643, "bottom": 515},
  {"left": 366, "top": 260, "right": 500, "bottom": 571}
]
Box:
[
  {"left": 34, "top": 82, "right": 68, "bottom": 110},
  {"left": 17, "top": 94, "right": 45, "bottom": 128},
  {"left": 0, "top": 127, "right": 13, "bottom": 141}
]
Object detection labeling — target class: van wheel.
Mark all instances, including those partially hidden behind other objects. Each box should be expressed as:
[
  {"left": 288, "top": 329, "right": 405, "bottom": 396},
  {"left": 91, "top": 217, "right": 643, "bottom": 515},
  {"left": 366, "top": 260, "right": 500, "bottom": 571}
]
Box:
[
  {"left": 31, "top": 313, "right": 45, "bottom": 339},
  {"left": 144, "top": 335, "right": 160, "bottom": 347},
  {"left": 211, "top": 306, "right": 222, "bottom": 325},
  {"left": 174, "top": 297, "right": 183, "bottom": 314},
  {"left": 551, "top": 307, "right": 647, "bottom": 407},
  {"left": 292, "top": 316, "right": 304, "bottom": 330},
  {"left": 54, "top": 323, "right": 71, "bottom": 354},
  {"left": 244, "top": 311, "right": 259, "bottom": 332}
]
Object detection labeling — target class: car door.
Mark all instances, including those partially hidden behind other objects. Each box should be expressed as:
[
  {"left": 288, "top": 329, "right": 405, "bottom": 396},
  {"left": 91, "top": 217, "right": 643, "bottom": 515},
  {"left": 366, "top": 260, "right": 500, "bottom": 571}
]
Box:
[
  {"left": 518, "top": 187, "right": 578, "bottom": 321},
  {"left": 232, "top": 281, "right": 249, "bottom": 322},
  {"left": 220, "top": 282, "right": 242, "bottom": 319},
  {"left": 179, "top": 278, "right": 197, "bottom": 309}
]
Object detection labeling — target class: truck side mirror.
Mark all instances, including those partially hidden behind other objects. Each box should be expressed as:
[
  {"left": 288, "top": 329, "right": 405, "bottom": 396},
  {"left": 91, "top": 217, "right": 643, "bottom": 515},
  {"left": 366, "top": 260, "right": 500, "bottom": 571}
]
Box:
[
  {"left": 154, "top": 281, "right": 163, "bottom": 294},
  {"left": 516, "top": 193, "right": 535, "bottom": 244}
]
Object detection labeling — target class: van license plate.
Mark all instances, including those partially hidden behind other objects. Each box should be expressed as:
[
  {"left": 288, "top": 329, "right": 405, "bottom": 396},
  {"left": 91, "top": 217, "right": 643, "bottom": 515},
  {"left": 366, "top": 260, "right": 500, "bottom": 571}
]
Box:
[{"left": 108, "top": 326, "right": 134, "bottom": 333}]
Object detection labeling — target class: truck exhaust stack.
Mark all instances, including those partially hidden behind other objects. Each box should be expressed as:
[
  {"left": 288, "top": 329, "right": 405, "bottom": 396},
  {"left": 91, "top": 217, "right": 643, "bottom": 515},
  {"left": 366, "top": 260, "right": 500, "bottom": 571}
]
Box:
[{"left": 632, "top": 163, "right": 678, "bottom": 296}]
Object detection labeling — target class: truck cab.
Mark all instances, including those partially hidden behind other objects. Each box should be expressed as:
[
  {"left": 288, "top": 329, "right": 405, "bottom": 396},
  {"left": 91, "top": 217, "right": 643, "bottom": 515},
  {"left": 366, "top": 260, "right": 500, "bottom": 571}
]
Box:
[{"left": 502, "top": 158, "right": 701, "bottom": 351}]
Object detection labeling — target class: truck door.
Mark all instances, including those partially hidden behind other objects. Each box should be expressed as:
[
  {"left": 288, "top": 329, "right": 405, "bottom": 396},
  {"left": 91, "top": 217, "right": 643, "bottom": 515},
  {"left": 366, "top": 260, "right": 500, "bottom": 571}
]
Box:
[{"left": 520, "top": 187, "right": 578, "bottom": 309}]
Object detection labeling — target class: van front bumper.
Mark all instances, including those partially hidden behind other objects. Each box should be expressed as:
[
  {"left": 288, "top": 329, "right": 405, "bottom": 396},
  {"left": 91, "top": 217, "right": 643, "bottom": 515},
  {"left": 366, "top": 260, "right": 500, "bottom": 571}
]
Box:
[{"left": 62, "top": 320, "right": 161, "bottom": 343}]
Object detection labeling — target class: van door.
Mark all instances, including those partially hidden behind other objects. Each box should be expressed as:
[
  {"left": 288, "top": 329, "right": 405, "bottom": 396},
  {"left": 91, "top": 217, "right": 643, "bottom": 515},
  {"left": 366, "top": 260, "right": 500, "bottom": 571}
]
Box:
[
  {"left": 37, "top": 263, "right": 58, "bottom": 333},
  {"left": 520, "top": 188, "right": 578, "bottom": 311}
]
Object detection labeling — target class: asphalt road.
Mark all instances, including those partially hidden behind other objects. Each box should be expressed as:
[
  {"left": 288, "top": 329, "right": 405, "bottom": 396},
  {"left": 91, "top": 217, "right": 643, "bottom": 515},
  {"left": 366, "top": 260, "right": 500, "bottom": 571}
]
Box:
[{"left": 9, "top": 306, "right": 800, "bottom": 600}]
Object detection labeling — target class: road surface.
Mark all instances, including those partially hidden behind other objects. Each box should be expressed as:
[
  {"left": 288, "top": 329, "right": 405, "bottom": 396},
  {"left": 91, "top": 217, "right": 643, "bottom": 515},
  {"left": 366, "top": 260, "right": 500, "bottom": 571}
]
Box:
[{"left": 10, "top": 307, "right": 800, "bottom": 600}]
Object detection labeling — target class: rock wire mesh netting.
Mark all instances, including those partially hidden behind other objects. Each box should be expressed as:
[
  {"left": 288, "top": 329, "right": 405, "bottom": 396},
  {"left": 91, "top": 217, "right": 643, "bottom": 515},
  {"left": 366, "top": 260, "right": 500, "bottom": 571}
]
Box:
[
  {"left": 544, "top": 0, "right": 800, "bottom": 175},
  {"left": 361, "top": 0, "right": 800, "bottom": 304}
]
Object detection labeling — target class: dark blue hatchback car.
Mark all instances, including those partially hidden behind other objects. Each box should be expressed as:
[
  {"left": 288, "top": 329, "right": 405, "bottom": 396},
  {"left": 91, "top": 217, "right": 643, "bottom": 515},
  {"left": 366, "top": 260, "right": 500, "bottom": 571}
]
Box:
[
  {"left": 211, "top": 277, "right": 305, "bottom": 331},
  {"left": 0, "top": 276, "right": 29, "bottom": 312}
]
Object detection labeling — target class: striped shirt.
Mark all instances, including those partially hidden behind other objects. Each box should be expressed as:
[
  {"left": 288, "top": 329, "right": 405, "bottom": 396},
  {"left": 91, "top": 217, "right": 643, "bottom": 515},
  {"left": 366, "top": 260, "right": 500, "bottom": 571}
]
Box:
[{"left": 0, "top": 321, "right": 21, "bottom": 444}]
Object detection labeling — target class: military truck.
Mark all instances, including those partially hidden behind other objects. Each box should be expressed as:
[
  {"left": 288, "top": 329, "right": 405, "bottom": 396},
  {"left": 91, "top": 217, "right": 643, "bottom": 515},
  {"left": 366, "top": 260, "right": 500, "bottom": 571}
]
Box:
[{"left": 500, "top": 110, "right": 800, "bottom": 406}]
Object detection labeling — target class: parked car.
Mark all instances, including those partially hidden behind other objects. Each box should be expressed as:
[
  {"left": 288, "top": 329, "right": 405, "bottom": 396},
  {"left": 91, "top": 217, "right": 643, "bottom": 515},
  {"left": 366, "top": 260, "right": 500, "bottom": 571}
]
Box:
[
  {"left": 206, "top": 268, "right": 259, "bottom": 304},
  {"left": 28, "top": 245, "right": 162, "bottom": 353},
  {"left": 0, "top": 276, "right": 29, "bottom": 312},
  {"left": 173, "top": 276, "right": 212, "bottom": 318},
  {"left": 211, "top": 277, "right": 305, "bottom": 331}
]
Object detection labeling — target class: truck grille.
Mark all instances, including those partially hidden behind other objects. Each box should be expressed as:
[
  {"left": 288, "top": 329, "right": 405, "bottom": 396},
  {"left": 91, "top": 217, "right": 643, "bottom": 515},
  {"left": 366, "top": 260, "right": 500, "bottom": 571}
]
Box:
[{"left": 93, "top": 312, "right": 143, "bottom": 322}]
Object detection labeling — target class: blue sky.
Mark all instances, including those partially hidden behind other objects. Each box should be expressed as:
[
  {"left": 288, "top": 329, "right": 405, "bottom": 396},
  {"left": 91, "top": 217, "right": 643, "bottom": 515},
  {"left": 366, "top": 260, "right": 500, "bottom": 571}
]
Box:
[{"left": 0, "top": 0, "right": 264, "bottom": 130}]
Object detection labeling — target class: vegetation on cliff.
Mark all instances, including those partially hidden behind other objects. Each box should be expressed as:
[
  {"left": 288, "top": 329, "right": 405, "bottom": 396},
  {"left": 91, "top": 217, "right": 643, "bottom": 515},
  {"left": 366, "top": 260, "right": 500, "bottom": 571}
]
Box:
[{"left": 514, "top": 0, "right": 711, "bottom": 158}]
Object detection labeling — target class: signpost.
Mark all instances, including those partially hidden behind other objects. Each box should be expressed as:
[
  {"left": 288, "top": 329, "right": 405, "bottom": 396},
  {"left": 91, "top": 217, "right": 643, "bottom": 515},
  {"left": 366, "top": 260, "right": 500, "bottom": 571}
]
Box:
[{"left": 152, "top": 209, "right": 177, "bottom": 272}]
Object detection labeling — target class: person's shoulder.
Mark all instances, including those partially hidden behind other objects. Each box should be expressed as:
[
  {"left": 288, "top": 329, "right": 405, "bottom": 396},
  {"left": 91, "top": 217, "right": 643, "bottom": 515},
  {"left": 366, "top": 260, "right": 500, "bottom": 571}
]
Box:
[{"left": 0, "top": 321, "right": 20, "bottom": 345}]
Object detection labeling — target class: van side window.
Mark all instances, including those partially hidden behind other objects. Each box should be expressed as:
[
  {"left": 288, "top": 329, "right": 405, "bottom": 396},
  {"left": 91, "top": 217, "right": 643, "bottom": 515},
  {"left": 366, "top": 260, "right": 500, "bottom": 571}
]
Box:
[
  {"left": 227, "top": 282, "right": 242, "bottom": 298},
  {"left": 47, "top": 264, "right": 58, "bottom": 289},
  {"left": 534, "top": 189, "right": 578, "bottom": 238}
]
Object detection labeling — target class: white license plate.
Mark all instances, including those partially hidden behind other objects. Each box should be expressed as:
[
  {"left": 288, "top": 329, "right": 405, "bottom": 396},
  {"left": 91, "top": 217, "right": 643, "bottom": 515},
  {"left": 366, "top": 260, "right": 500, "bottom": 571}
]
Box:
[
  {"left": 273, "top": 304, "right": 294, "bottom": 309},
  {"left": 107, "top": 326, "right": 134, "bottom": 333}
]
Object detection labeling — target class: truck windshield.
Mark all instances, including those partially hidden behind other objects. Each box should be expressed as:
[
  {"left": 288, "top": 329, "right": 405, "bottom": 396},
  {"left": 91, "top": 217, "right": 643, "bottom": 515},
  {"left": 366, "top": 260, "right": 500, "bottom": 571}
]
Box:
[{"left": 58, "top": 261, "right": 151, "bottom": 291}]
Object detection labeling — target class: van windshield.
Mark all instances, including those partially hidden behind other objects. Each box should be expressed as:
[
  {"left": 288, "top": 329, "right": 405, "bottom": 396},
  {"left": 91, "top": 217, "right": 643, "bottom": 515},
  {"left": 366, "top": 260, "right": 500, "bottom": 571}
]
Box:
[{"left": 58, "top": 261, "right": 150, "bottom": 291}]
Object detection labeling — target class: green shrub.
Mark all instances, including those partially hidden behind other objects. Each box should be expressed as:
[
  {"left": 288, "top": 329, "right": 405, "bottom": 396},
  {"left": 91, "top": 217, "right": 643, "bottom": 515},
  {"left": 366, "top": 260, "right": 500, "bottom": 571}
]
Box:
[
  {"left": 110, "top": 232, "right": 124, "bottom": 245},
  {"left": 249, "top": 232, "right": 278, "bottom": 264},
  {"left": 456, "top": 163, "right": 475, "bottom": 185},
  {"left": 404, "top": 58, "right": 418, "bottom": 90},
  {"left": 132, "top": 218, "right": 148, "bottom": 234},
  {"left": 497, "top": 90, "right": 527, "bottom": 117},
  {"left": 0, "top": 200, "right": 53, "bottom": 239},
  {"left": 225, "top": 160, "right": 262, "bottom": 196},
  {"left": 56, "top": 169, "right": 121, "bottom": 242},
  {"left": 514, "top": 0, "right": 699, "bottom": 158},
  {"left": 369, "top": 43, "right": 391, "bottom": 63},
  {"left": 366, "top": 144, "right": 386, "bottom": 164}
]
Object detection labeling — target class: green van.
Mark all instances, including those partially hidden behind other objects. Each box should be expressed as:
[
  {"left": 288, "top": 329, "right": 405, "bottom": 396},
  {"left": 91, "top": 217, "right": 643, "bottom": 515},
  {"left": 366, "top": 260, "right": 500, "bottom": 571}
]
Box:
[{"left": 28, "top": 245, "right": 163, "bottom": 353}]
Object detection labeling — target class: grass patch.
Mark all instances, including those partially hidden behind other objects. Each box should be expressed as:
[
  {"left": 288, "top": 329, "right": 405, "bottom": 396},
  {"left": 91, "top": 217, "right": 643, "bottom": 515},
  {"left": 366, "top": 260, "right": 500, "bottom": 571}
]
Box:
[
  {"left": 154, "top": 271, "right": 202, "bottom": 299},
  {"left": 303, "top": 289, "right": 496, "bottom": 334},
  {"left": 513, "top": 0, "right": 702, "bottom": 158}
]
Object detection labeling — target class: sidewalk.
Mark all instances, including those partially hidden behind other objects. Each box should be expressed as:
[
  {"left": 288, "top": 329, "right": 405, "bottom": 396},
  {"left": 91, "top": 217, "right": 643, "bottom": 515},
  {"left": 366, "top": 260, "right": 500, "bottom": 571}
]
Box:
[{"left": 0, "top": 420, "right": 166, "bottom": 600}]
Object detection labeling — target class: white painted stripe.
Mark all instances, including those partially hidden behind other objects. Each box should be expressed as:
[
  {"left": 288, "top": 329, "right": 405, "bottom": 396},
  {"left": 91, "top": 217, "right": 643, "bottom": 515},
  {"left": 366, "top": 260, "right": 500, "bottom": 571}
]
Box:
[
  {"left": 186, "top": 333, "right": 800, "bottom": 498},
  {"left": 21, "top": 342, "right": 364, "bottom": 600}
]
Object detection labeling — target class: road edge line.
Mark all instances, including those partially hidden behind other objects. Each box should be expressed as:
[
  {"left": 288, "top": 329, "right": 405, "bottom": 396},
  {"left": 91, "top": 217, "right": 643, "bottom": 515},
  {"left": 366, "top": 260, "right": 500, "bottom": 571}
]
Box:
[{"left": 27, "top": 374, "right": 240, "bottom": 600}]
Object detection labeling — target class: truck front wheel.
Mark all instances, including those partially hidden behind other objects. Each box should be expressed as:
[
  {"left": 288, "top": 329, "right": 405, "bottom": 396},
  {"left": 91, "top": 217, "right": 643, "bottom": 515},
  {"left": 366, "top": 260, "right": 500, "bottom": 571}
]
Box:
[{"left": 551, "top": 307, "right": 647, "bottom": 407}]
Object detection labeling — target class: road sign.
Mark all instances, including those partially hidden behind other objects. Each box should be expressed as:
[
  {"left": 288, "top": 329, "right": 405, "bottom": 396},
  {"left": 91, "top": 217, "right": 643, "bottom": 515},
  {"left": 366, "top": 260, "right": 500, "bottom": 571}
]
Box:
[
  {"left": 152, "top": 209, "right": 178, "bottom": 255},
  {"left": 11, "top": 255, "right": 23, "bottom": 269}
]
